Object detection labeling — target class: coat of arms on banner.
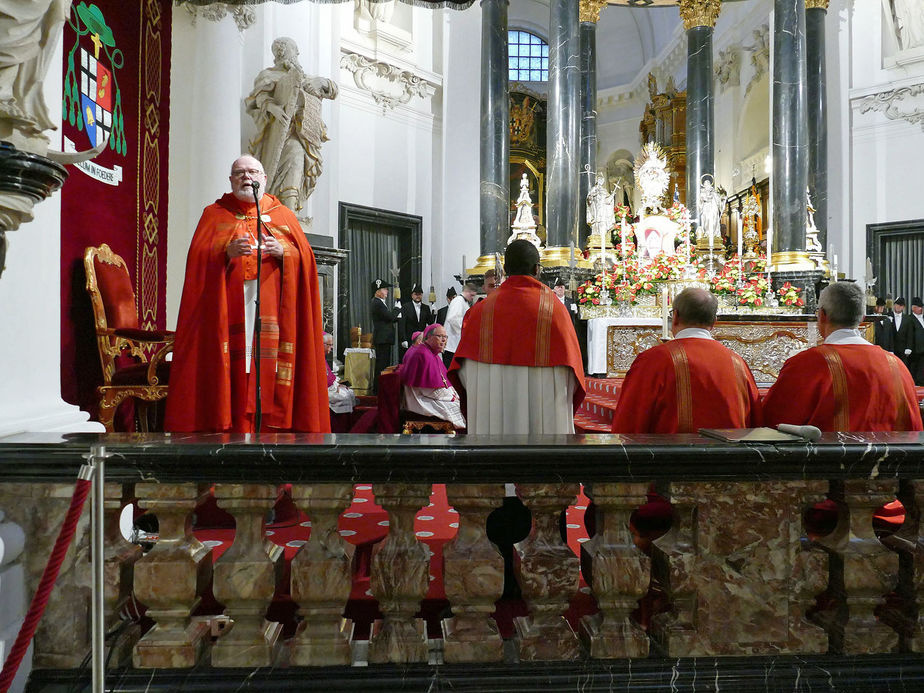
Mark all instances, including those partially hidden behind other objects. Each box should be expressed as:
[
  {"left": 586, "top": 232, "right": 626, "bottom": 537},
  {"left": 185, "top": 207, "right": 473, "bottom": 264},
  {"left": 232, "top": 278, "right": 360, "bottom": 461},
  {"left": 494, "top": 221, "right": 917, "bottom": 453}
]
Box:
[{"left": 63, "top": 2, "right": 126, "bottom": 155}]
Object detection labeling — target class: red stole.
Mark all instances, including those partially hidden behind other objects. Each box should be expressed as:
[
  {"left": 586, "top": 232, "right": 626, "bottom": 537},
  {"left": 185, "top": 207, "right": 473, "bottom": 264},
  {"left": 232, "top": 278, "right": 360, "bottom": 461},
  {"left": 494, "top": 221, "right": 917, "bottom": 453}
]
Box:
[{"left": 448, "top": 274, "right": 586, "bottom": 410}]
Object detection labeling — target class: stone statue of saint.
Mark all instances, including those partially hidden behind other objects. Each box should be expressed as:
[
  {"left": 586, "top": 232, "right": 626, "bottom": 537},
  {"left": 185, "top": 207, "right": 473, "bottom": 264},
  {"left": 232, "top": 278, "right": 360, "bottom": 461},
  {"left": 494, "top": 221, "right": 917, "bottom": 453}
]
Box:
[
  {"left": 246, "top": 37, "right": 338, "bottom": 215},
  {"left": 893, "top": 0, "right": 924, "bottom": 51},
  {"left": 586, "top": 172, "right": 616, "bottom": 239},
  {"left": 697, "top": 175, "right": 724, "bottom": 244},
  {"left": 0, "top": 0, "right": 70, "bottom": 153}
]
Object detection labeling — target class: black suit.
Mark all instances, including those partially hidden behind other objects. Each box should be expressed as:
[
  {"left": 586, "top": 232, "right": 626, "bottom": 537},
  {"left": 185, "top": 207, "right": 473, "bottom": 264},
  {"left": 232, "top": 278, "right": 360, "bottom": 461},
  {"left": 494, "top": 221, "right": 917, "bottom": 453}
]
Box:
[
  {"left": 873, "top": 314, "right": 894, "bottom": 352},
  {"left": 399, "top": 301, "right": 434, "bottom": 360},
  {"left": 436, "top": 305, "right": 450, "bottom": 326},
  {"left": 890, "top": 312, "right": 915, "bottom": 366},
  {"left": 909, "top": 313, "right": 924, "bottom": 385},
  {"left": 371, "top": 297, "right": 400, "bottom": 389},
  {"left": 560, "top": 295, "right": 588, "bottom": 370}
]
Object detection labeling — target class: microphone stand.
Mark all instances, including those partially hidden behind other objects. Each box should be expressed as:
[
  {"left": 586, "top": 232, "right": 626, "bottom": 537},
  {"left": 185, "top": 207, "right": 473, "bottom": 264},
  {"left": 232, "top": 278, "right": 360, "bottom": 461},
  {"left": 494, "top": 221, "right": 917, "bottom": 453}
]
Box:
[{"left": 251, "top": 180, "right": 264, "bottom": 435}]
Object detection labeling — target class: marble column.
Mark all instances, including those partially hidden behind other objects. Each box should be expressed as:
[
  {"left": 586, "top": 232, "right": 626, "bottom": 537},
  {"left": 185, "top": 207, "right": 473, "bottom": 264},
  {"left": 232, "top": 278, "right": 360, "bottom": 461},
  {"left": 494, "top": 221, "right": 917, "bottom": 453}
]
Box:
[
  {"left": 543, "top": 0, "right": 581, "bottom": 266},
  {"left": 578, "top": 0, "right": 606, "bottom": 251},
  {"left": 679, "top": 0, "right": 721, "bottom": 230},
  {"left": 772, "top": 0, "right": 813, "bottom": 270},
  {"left": 805, "top": 0, "right": 829, "bottom": 250},
  {"left": 474, "top": 0, "right": 509, "bottom": 276}
]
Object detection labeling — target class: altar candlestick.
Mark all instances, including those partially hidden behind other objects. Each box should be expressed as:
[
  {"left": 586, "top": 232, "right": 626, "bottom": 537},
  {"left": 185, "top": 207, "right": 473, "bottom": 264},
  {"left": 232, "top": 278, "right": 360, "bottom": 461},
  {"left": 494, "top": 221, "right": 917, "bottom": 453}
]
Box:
[
  {"left": 661, "top": 287, "right": 670, "bottom": 340},
  {"left": 737, "top": 212, "right": 743, "bottom": 277},
  {"left": 833, "top": 253, "right": 838, "bottom": 281}
]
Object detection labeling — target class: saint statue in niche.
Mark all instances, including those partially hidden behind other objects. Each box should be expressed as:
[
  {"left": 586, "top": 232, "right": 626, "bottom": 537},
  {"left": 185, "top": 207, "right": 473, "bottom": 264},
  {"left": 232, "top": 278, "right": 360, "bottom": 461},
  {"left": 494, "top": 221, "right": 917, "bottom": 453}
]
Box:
[{"left": 246, "top": 37, "right": 338, "bottom": 215}]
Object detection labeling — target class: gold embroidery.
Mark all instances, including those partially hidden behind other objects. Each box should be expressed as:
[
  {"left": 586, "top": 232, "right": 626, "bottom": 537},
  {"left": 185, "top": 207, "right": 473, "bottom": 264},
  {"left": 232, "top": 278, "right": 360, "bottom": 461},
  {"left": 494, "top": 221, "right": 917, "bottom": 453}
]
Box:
[
  {"left": 731, "top": 355, "right": 750, "bottom": 424},
  {"left": 534, "top": 286, "right": 554, "bottom": 366},
  {"left": 886, "top": 353, "right": 910, "bottom": 430},
  {"left": 820, "top": 347, "right": 850, "bottom": 431},
  {"left": 667, "top": 341, "right": 693, "bottom": 433},
  {"left": 279, "top": 341, "right": 294, "bottom": 354},
  {"left": 276, "top": 363, "right": 293, "bottom": 383}
]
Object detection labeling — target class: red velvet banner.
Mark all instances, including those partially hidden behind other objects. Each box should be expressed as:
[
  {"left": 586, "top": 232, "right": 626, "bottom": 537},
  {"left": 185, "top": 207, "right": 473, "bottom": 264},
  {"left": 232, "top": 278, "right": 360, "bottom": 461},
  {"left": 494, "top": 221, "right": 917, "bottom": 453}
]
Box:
[{"left": 59, "top": 0, "right": 171, "bottom": 416}]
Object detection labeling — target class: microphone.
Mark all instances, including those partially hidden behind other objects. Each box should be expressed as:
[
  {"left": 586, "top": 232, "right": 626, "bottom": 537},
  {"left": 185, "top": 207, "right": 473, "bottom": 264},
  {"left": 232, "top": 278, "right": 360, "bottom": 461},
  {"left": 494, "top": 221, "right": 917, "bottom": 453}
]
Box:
[
  {"left": 776, "top": 424, "right": 822, "bottom": 442},
  {"left": 250, "top": 180, "right": 260, "bottom": 194}
]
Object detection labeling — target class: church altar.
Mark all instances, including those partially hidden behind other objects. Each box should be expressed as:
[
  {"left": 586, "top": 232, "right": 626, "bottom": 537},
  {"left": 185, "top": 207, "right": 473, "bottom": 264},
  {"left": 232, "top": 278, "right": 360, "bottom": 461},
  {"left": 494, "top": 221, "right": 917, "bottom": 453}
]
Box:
[{"left": 599, "top": 315, "right": 821, "bottom": 384}]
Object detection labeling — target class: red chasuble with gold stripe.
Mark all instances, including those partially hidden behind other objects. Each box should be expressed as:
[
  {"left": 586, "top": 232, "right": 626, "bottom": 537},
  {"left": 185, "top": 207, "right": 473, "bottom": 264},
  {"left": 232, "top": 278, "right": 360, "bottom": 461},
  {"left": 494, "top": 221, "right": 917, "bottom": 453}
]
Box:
[
  {"left": 763, "top": 344, "right": 923, "bottom": 432},
  {"left": 166, "top": 193, "right": 330, "bottom": 433},
  {"left": 447, "top": 274, "right": 586, "bottom": 410},
  {"left": 611, "top": 338, "right": 761, "bottom": 434}
]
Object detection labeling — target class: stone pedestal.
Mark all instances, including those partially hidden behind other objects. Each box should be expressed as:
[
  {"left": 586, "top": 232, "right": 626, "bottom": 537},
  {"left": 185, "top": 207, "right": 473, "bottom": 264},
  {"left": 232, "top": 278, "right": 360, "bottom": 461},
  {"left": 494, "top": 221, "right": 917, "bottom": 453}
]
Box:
[
  {"left": 290, "top": 483, "right": 355, "bottom": 666},
  {"left": 368, "top": 484, "right": 430, "bottom": 664},
  {"left": 770, "top": 269, "right": 824, "bottom": 313},
  {"left": 133, "top": 484, "right": 211, "bottom": 668},
  {"left": 580, "top": 482, "right": 649, "bottom": 658},
  {"left": 211, "top": 484, "right": 282, "bottom": 668},
  {"left": 442, "top": 484, "right": 505, "bottom": 663},
  {"left": 515, "top": 483, "right": 581, "bottom": 661}
]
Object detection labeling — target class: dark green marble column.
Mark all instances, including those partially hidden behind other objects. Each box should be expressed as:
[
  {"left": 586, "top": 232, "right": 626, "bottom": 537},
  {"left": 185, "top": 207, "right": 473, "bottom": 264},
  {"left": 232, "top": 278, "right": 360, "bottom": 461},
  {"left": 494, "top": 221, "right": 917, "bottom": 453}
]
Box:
[{"left": 806, "top": 0, "right": 829, "bottom": 249}]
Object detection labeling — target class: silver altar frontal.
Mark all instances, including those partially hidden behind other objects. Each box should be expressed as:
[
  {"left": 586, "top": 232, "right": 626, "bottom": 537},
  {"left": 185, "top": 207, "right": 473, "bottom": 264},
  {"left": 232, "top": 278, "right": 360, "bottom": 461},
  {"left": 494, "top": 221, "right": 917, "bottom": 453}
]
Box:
[{"left": 602, "top": 316, "right": 824, "bottom": 385}]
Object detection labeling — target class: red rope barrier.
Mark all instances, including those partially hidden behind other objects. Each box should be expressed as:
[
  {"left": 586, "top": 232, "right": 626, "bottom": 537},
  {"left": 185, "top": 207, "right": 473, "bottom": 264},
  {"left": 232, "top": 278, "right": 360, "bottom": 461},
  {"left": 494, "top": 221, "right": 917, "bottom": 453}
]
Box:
[{"left": 0, "top": 477, "right": 92, "bottom": 692}]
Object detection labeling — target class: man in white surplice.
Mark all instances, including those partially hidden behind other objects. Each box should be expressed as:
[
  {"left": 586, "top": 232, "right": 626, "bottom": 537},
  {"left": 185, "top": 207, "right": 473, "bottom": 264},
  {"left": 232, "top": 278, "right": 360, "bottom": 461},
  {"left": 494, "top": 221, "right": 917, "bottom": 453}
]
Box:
[{"left": 448, "top": 240, "right": 586, "bottom": 434}]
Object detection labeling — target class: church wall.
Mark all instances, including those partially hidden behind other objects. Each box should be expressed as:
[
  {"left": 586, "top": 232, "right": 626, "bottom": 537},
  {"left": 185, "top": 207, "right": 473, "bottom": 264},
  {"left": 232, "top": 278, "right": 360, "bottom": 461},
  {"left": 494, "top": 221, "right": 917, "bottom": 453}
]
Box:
[{"left": 843, "top": 0, "right": 924, "bottom": 285}]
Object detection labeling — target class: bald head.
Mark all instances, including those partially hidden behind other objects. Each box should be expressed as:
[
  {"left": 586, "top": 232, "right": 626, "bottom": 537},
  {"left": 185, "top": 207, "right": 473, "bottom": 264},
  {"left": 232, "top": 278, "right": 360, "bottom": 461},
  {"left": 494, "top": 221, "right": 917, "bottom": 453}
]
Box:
[
  {"left": 671, "top": 288, "right": 718, "bottom": 333},
  {"left": 229, "top": 155, "right": 267, "bottom": 202}
]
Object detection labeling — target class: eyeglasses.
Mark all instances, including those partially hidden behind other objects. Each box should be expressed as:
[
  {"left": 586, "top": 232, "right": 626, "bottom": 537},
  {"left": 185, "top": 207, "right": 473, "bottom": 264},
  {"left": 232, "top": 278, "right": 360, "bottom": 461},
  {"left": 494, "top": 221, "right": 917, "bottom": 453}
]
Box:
[{"left": 231, "top": 168, "right": 265, "bottom": 178}]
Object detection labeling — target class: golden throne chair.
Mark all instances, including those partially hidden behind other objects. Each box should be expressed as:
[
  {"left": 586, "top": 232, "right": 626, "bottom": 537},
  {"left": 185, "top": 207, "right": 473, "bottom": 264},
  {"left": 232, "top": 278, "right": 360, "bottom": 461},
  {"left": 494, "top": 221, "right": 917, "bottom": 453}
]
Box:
[{"left": 84, "top": 243, "right": 174, "bottom": 432}]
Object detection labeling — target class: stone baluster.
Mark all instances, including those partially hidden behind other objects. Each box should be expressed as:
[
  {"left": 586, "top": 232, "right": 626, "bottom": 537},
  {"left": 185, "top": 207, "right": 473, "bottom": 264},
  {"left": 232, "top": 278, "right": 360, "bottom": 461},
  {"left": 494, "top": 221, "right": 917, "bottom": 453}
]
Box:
[
  {"left": 105, "top": 483, "right": 142, "bottom": 665},
  {"left": 133, "top": 483, "right": 211, "bottom": 668},
  {"left": 210, "top": 484, "right": 281, "bottom": 667},
  {"left": 368, "top": 484, "right": 431, "bottom": 664},
  {"left": 290, "top": 483, "right": 355, "bottom": 666},
  {"left": 786, "top": 481, "right": 830, "bottom": 653},
  {"left": 442, "top": 484, "right": 505, "bottom": 663},
  {"left": 652, "top": 481, "right": 828, "bottom": 656},
  {"left": 838, "top": 480, "right": 900, "bottom": 653},
  {"left": 580, "top": 482, "right": 649, "bottom": 658},
  {"left": 514, "top": 483, "right": 581, "bottom": 661},
  {"left": 909, "top": 479, "right": 924, "bottom": 653}
]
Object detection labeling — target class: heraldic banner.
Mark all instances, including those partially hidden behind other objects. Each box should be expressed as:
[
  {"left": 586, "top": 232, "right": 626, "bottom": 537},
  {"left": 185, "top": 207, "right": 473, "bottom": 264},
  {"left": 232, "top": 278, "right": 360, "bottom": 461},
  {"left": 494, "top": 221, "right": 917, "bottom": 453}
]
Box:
[{"left": 59, "top": 0, "right": 172, "bottom": 418}]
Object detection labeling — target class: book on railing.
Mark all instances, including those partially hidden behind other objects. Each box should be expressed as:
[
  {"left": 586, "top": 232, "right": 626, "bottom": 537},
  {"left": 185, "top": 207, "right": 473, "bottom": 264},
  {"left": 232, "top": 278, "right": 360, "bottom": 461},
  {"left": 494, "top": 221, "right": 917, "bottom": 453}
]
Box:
[{"left": 698, "top": 427, "right": 804, "bottom": 443}]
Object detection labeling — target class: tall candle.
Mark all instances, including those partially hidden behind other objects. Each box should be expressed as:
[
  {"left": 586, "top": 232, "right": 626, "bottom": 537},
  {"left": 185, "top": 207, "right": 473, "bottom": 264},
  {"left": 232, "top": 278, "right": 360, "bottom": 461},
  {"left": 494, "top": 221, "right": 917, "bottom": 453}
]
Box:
[
  {"left": 737, "top": 214, "right": 743, "bottom": 277},
  {"left": 621, "top": 216, "right": 628, "bottom": 260},
  {"left": 462, "top": 254, "right": 466, "bottom": 280},
  {"left": 661, "top": 287, "right": 670, "bottom": 339}
]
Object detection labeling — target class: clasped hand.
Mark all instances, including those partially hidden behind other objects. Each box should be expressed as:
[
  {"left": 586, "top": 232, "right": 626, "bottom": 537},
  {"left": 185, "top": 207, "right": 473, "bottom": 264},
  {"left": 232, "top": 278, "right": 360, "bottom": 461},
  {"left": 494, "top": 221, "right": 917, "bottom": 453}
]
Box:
[{"left": 226, "top": 234, "right": 284, "bottom": 259}]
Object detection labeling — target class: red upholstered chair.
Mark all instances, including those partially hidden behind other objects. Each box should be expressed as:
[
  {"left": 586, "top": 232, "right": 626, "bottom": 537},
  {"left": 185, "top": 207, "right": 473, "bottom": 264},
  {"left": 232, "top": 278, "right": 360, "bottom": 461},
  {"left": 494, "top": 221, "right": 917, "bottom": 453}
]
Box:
[{"left": 84, "top": 244, "right": 174, "bottom": 431}]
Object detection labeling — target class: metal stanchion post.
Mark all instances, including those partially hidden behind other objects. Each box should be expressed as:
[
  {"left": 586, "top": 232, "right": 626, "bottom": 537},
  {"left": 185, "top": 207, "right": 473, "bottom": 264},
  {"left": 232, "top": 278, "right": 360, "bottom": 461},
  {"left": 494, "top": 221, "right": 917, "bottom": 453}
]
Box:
[{"left": 88, "top": 444, "right": 106, "bottom": 693}]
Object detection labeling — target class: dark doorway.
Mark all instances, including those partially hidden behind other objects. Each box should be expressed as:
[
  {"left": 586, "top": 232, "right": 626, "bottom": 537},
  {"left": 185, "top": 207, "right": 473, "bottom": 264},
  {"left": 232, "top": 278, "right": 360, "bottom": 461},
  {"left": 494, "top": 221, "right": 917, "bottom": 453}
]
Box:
[
  {"left": 867, "top": 219, "right": 924, "bottom": 301},
  {"left": 338, "top": 203, "right": 422, "bottom": 359}
]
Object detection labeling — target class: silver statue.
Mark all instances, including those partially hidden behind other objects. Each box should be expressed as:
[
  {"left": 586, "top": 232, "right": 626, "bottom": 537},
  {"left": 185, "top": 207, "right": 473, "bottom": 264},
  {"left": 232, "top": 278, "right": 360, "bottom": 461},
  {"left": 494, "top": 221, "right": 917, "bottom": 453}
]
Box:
[
  {"left": 697, "top": 174, "right": 725, "bottom": 245},
  {"left": 586, "top": 172, "right": 617, "bottom": 240}
]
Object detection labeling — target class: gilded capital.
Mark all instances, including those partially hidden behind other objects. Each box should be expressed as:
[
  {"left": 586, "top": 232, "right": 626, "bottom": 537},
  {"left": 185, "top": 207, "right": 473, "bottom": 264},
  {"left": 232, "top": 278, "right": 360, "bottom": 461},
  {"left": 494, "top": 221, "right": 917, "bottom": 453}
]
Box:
[
  {"left": 678, "top": 0, "right": 721, "bottom": 31},
  {"left": 579, "top": 0, "right": 608, "bottom": 24},
  {"left": 805, "top": 0, "right": 830, "bottom": 9}
]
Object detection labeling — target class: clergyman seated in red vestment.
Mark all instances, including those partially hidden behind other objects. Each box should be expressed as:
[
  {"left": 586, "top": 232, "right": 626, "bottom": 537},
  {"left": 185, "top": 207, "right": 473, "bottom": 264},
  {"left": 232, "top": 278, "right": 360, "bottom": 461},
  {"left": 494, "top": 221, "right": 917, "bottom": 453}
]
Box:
[
  {"left": 611, "top": 287, "right": 761, "bottom": 434},
  {"left": 165, "top": 155, "right": 331, "bottom": 433},
  {"left": 763, "top": 281, "right": 923, "bottom": 432}
]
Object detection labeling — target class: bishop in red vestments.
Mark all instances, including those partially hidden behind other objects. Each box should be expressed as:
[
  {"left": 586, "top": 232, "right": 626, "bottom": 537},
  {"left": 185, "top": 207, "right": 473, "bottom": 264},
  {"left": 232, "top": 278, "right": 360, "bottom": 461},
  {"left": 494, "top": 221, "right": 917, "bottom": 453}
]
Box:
[
  {"left": 764, "top": 282, "right": 922, "bottom": 432},
  {"left": 165, "top": 155, "right": 330, "bottom": 433},
  {"left": 612, "top": 288, "right": 761, "bottom": 434}
]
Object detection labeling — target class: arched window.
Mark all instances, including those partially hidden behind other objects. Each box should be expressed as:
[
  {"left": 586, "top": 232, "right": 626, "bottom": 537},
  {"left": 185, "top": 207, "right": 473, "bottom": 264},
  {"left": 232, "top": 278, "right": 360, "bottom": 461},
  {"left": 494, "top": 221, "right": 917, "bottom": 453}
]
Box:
[{"left": 508, "top": 30, "right": 548, "bottom": 82}]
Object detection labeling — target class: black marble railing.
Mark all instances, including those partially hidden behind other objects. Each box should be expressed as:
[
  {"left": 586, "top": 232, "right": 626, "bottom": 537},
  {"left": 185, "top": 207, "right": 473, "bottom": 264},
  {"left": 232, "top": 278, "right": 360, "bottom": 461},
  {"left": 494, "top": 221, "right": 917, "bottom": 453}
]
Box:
[{"left": 2, "top": 432, "right": 923, "bottom": 692}]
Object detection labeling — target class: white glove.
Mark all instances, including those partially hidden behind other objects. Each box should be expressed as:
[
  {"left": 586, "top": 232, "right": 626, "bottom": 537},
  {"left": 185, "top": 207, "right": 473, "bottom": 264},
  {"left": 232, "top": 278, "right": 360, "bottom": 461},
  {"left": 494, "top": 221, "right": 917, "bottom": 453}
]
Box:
[
  {"left": 905, "top": 349, "right": 912, "bottom": 355},
  {"left": 395, "top": 299, "right": 402, "bottom": 309},
  {"left": 401, "top": 341, "right": 408, "bottom": 348}
]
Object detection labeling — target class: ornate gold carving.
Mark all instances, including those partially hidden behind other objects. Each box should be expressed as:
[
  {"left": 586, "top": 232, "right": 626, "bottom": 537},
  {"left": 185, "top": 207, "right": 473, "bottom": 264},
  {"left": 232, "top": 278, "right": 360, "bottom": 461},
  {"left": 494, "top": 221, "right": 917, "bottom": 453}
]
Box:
[
  {"left": 509, "top": 95, "right": 538, "bottom": 146},
  {"left": 678, "top": 0, "right": 721, "bottom": 30},
  {"left": 605, "top": 321, "right": 819, "bottom": 381},
  {"left": 772, "top": 250, "right": 817, "bottom": 271},
  {"left": 579, "top": 0, "right": 608, "bottom": 23},
  {"left": 805, "top": 0, "right": 829, "bottom": 9}
]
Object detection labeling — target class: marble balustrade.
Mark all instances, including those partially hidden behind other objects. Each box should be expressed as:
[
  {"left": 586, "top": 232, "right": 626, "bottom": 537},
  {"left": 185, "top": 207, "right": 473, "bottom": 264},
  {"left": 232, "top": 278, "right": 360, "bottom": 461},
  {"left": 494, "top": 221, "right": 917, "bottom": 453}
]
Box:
[{"left": 2, "top": 432, "right": 924, "bottom": 690}]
